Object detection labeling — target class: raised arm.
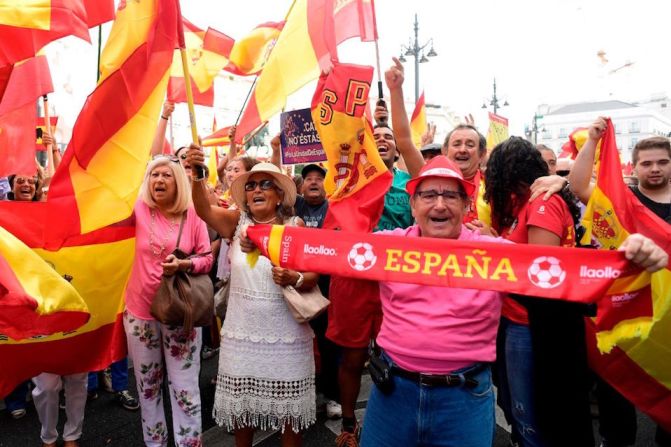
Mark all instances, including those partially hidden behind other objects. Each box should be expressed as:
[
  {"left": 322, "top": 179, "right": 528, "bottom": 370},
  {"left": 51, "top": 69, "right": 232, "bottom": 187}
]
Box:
[
  {"left": 150, "top": 101, "right": 175, "bottom": 157},
  {"left": 186, "top": 143, "right": 240, "bottom": 239},
  {"left": 386, "top": 57, "right": 424, "bottom": 177},
  {"left": 568, "top": 117, "right": 605, "bottom": 204}
]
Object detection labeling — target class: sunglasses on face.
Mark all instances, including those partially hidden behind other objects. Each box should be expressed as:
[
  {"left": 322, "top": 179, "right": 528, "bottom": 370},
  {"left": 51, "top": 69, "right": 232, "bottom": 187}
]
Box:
[
  {"left": 15, "top": 177, "right": 37, "bottom": 185},
  {"left": 244, "top": 179, "right": 276, "bottom": 192}
]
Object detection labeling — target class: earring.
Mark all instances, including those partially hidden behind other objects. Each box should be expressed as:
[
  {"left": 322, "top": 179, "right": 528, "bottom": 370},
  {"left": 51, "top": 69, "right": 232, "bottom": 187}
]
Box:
[{"left": 277, "top": 202, "right": 281, "bottom": 206}]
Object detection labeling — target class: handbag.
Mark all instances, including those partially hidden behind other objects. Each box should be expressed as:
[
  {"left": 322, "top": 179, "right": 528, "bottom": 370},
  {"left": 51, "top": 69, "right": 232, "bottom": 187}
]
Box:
[
  {"left": 151, "top": 213, "right": 214, "bottom": 333},
  {"left": 213, "top": 274, "right": 230, "bottom": 319},
  {"left": 281, "top": 284, "right": 330, "bottom": 323}
]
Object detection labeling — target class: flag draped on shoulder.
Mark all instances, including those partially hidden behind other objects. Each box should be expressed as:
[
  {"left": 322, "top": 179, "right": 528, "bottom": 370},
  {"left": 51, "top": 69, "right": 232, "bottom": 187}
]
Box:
[
  {"left": 581, "top": 118, "right": 671, "bottom": 431},
  {"left": 235, "top": 0, "right": 377, "bottom": 143},
  {"left": 0, "top": 0, "right": 115, "bottom": 66},
  {"left": 311, "top": 62, "right": 390, "bottom": 232},
  {"left": 410, "top": 91, "right": 426, "bottom": 148},
  {"left": 0, "top": 54, "right": 54, "bottom": 177},
  {"left": 0, "top": 0, "right": 178, "bottom": 397}
]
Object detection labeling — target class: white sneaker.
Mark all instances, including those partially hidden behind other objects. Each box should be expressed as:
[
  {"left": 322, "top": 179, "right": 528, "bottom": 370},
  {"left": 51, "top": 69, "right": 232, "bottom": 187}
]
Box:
[{"left": 326, "top": 400, "right": 342, "bottom": 419}]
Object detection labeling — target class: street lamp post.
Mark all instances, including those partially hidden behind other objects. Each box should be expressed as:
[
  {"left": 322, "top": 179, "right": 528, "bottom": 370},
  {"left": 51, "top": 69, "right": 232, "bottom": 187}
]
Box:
[
  {"left": 481, "top": 78, "right": 509, "bottom": 115},
  {"left": 398, "top": 14, "right": 437, "bottom": 104}
]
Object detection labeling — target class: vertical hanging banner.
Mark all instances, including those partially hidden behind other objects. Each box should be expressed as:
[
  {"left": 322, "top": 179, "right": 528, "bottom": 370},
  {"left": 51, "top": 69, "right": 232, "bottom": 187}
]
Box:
[
  {"left": 280, "top": 108, "right": 324, "bottom": 164},
  {"left": 486, "top": 112, "right": 509, "bottom": 150},
  {"left": 311, "top": 62, "right": 391, "bottom": 232}
]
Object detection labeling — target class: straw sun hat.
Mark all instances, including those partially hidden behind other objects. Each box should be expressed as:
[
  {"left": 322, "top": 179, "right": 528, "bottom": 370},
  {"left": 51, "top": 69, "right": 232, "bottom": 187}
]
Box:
[{"left": 230, "top": 162, "right": 297, "bottom": 210}]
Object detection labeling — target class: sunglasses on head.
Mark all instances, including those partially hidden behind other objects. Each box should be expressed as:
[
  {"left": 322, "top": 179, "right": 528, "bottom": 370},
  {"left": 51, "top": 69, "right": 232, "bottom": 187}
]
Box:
[
  {"left": 244, "top": 179, "right": 276, "bottom": 192},
  {"left": 152, "top": 154, "right": 180, "bottom": 163}
]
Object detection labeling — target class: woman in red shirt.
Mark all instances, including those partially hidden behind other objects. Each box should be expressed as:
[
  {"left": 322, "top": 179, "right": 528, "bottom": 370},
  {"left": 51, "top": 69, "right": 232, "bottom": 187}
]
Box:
[{"left": 485, "top": 137, "right": 585, "bottom": 447}]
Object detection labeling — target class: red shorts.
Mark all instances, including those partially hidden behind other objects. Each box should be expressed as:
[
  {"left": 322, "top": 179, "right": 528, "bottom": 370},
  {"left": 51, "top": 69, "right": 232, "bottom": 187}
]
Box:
[{"left": 326, "top": 276, "right": 382, "bottom": 349}]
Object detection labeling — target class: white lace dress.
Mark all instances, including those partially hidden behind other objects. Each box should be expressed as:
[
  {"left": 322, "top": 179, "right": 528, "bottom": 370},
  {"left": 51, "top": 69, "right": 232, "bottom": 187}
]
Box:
[{"left": 213, "top": 214, "right": 316, "bottom": 432}]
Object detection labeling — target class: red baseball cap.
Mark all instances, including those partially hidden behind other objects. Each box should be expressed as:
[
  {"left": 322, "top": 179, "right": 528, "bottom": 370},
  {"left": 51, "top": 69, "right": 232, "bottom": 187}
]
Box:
[{"left": 406, "top": 155, "right": 476, "bottom": 198}]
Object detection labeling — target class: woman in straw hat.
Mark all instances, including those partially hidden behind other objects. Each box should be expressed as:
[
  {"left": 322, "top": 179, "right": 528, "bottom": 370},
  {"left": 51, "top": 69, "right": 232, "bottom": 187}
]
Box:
[{"left": 186, "top": 144, "right": 318, "bottom": 447}]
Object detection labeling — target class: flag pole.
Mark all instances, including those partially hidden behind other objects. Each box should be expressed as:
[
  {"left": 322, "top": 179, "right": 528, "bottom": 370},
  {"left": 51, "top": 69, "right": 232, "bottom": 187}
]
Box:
[
  {"left": 97, "top": 25, "right": 102, "bottom": 82},
  {"left": 42, "top": 95, "right": 55, "bottom": 177},
  {"left": 175, "top": 0, "right": 204, "bottom": 178},
  {"left": 370, "top": 0, "right": 386, "bottom": 124}
]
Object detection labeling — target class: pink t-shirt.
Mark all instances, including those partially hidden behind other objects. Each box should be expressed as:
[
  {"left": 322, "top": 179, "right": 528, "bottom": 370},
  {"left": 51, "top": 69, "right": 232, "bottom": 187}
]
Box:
[
  {"left": 125, "top": 200, "right": 213, "bottom": 320},
  {"left": 376, "top": 225, "right": 509, "bottom": 374}
]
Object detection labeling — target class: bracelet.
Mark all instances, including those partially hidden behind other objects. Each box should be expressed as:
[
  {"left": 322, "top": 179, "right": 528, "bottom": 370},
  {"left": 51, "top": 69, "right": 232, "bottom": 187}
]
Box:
[{"left": 161, "top": 115, "right": 169, "bottom": 120}]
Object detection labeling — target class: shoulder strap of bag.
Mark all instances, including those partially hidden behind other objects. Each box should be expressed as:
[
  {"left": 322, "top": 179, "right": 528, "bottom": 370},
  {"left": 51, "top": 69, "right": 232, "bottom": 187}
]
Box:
[{"left": 174, "top": 212, "right": 187, "bottom": 251}]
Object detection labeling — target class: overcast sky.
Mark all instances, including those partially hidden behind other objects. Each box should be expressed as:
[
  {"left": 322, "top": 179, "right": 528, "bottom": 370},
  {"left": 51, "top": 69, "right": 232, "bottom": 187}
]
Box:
[{"left": 48, "top": 0, "right": 671, "bottom": 140}]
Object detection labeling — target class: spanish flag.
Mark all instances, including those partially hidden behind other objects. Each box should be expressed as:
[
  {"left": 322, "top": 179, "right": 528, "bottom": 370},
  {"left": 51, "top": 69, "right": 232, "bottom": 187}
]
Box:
[
  {"left": 311, "top": 62, "right": 391, "bottom": 232},
  {"left": 0, "top": 0, "right": 115, "bottom": 66},
  {"left": 235, "top": 0, "right": 377, "bottom": 143},
  {"left": 189, "top": 26, "right": 235, "bottom": 94},
  {"left": 202, "top": 126, "right": 232, "bottom": 148},
  {"left": 410, "top": 91, "right": 426, "bottom": 148},
  {"left": 225, "top": 21, "right": 285, "bottom": 76},
  {"left": 559, "top": 127, "right": 589, "bottom": 159},
  {"left": 582, "top": 119, "right": 671, "bottom": 431},
  {"left": 485, "top": 112, "right": 509, "bottom": 150},
  {"left": 167, "top": 18, "right": 218, "bottom": 107},
  {"left": 0, "top": 54, "right": 53, "bottom": 178},
  {"left": 0, "top": 0, "right": 178, "bottom": 397}
]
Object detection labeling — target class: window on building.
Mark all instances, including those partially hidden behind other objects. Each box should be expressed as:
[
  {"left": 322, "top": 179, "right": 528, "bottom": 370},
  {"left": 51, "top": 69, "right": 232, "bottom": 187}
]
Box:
[
  {"left": 629, "top": 121, "right": 640, "bottom": 133},
  {"left": 630, "top": 137, "right": 638, "bottom": 149},
  {"left": 542, "top": 129, "right": 552, "bottom": 139},
  {"left": 558, "top": 128, "right": 567, "bottom": 138}
]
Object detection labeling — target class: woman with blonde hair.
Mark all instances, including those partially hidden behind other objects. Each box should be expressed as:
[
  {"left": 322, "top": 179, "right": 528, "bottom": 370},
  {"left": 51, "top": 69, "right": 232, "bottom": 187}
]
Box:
[{"left": 124, "top": 155, "right": 213, "bottom": 447}]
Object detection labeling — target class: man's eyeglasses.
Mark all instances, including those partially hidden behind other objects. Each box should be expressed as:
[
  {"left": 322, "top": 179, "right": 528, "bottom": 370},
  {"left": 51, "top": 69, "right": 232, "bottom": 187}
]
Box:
[
  {"left": 15, "top": 177, "right": 37, "bottom": 185},
  {"left": 244, "top": 179, "right": 277, "bottom": 192},
  {"left": 415, "top": 189, "right": 466, "bottom": 204}
]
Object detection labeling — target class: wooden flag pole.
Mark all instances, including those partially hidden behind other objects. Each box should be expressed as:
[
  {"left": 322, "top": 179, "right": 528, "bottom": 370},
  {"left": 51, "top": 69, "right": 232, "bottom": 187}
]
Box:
[
  {"left": 42, "top": 95, "right": 55, "bottom": 177},
  {"left": 175, "top": 0, "right": 204, "bottom": 178}
]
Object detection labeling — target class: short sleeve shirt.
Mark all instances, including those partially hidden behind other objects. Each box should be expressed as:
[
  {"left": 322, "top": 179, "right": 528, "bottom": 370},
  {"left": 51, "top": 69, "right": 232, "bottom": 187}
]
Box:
[
  {"left": 502, "top": 195, "right": 575, "bottom": 324},
  {"left": 375, "top": 168, "right": 413, "bottom": 231}
]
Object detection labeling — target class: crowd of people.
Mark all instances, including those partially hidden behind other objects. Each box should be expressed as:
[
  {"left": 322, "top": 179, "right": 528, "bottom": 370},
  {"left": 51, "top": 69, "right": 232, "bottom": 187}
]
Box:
[{"left": 2, "top": 58, "right": 670, "bottom": 447}]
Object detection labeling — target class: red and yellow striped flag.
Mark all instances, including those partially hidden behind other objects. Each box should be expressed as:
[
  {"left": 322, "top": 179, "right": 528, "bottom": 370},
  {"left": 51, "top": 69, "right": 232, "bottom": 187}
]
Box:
[
  {"left": 0, "top": 0, "right": 178, "bottom": 397},
  {"left": 410, "top": 91, "right": 426, "bottom": 148},
  {"left": 225, "top": 21, "right": 285, "bottom": 76},
  {"left": 582, "top": 119, "right": 671, "bottom": 431},
  {"left": 0, "top": 54, "right": 53, "bottom": 177},
  {"left": 0, "top": 0, "right": 114, "bottom": 66},
  {"left": 235, "top": 0, "right": 377, "bottom": 143},
  {"left": 167, "top": 18, "right": 218, "bottom": 106},
  {"left": 311, "top": 62, "right": 390, "bottom": 232},
  {"left": 485, "top": 112, "right": 509, "bottom": 150}
]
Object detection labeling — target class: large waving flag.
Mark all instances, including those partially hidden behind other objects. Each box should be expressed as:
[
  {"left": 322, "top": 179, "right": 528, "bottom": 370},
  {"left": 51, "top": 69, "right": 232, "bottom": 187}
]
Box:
[
  {"left": 581, "top": 119, "right": 671, "bottom": 431},
  {"left": 410, "top": 91, "right": 426, "bottom": 148},
  {"left": 0, "top": 0, "right": 115, "bottom": 66},
  {"left": 0, "top": 226, "right": 88, "bottom": 340},
  {"left": 0, "top": 54, "right": 54, "bottom": 177},
  {"left": 311, "top": 62, "right": 391, "bottom": 232},
  {"left": 167, "top": 18, "right": 218, "bottom": 106},
  {"left": 235, "top": 0, "right": 377, "bottom": 143},
  {"left": 0, "top": 0, "right": 178, "bottom": 397},
  {"left": 225, "top": 21, "right": 285, "bottom": 76},
  {"left": 559, "top": 127, "right": 589, "bottom": 159},
  {"left": 188, "top": 26, "right": 235, "bottom": 94}
]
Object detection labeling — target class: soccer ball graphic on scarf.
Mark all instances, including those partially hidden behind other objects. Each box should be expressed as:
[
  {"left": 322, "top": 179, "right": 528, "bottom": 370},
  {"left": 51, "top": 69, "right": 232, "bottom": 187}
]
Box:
[
  {"left": 527, "top": 256, "right": 566, "bottom": 289},
  {"left": 348, "top": 242, "right": 377, "bottom": 271}
]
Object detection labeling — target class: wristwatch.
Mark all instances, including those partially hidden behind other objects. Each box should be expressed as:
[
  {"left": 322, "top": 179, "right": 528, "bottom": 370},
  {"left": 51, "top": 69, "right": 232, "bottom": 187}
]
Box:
[{"left": 295, "top": 272, "right": 304, "bottom": 288}]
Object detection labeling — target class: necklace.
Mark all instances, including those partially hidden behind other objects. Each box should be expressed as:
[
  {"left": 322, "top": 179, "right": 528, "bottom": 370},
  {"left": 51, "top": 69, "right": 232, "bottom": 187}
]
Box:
[
  {"left": 149, "top": 209, "right": 178, "bottom": 258},
  {"left": 251, "top": 215, "right": 278, "bottom": 224}
]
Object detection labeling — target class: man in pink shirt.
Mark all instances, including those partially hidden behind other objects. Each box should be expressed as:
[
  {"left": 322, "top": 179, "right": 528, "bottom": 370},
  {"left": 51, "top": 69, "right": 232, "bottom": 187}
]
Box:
[{"left": 359, "top": 156, "right": 669, "bottom": 447}]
